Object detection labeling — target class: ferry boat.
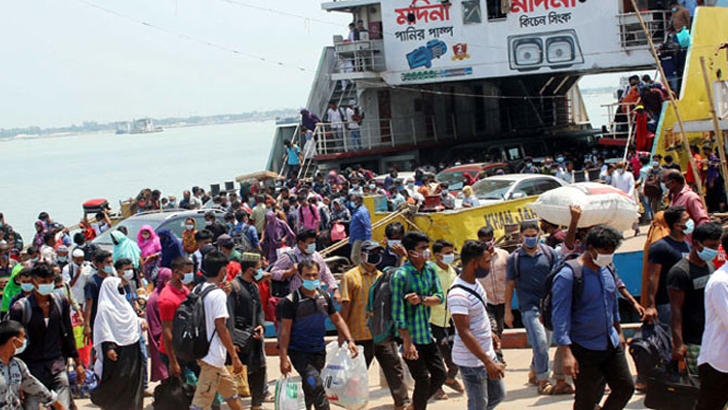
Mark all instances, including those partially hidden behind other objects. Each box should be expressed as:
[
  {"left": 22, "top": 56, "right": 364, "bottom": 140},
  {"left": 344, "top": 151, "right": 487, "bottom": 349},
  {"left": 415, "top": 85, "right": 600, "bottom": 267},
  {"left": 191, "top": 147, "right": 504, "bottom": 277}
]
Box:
[
  {"left": 262, "top": 1, "right": 728, "bottom": 309},
  {"left": 116, "top": 118, "right": 163, "bottom": 134}
]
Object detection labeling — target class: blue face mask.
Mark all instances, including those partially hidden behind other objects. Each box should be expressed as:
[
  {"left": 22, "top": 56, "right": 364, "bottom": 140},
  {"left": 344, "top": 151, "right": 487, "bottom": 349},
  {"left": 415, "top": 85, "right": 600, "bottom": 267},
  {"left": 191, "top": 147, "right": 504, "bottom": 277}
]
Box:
[
  {"left": 350, "top": 201, "right": 357, "bottom": 209},
  {"left": 103, "top": 265, "right": 113, "bottom": 274},
  {"left": 226, "top": 222, "right": 233, "bottom": 228},
  {"left": 182, "top": 272, "right": 195, "bottom": 285},
  {"left": 698, "top": 245, "right": 718, "bottom": 262},
  {"left": 683, "top": 219, "right": 695, "bottom": 235},
  {"left": 557, "top": 157, "right": 564, "bottom": 163},
  {"left": 253, "top": 268, "right": 264, "bottom": 281},
  {"left": 369, "top": 184, "right": 376, "bottom": 190},
  {"left": 306, "top": 243, "right": 316, "bottom": 255},
  {"left": 671, "top": 7, "right": 678, "bottom": 12},
  {"left": 20, "top": 283, "right": 34, "bottom": 292},
  {"left": 523, "top": 235, "right": 539, "bottom": 249},
  {"left": 31, "top": 257, "right": 39, "bottom": 263},
  {"left": 651, "top": 161, "right": 660, "bottom": 168},
  {"left": 37, "top": 283, "right": 55, "bottom": 296},
  {"left": 57, "top": 256, "right": 67, "bottom": 263},
  {"left": 302, "top": 279, "right": 320, "bottom": 291}
]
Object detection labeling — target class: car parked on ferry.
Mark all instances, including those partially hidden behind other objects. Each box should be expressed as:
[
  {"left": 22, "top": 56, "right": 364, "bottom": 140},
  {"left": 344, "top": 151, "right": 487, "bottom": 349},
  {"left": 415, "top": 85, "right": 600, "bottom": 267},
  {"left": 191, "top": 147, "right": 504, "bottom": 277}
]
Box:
[
  {"left": 92, "top": 209, "right": 226, "bottom": 252},
  {"left": 466, "top": 174, "right": 567, "bottom": 207},
  {"left": 436, "top": 162, "right": 512, "bottom": 195}
]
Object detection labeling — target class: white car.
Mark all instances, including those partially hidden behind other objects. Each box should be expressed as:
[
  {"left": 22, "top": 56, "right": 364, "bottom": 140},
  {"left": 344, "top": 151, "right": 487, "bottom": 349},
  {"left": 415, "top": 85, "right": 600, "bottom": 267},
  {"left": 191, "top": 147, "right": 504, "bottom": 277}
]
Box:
[{"left": 465, "top": 174, "right": 568, "bottom": 207}]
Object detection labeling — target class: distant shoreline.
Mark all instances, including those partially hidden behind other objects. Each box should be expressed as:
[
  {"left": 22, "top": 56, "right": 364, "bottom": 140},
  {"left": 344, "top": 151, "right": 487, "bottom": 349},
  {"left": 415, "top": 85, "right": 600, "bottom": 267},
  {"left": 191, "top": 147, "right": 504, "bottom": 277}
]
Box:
[{"left": 0, "top": 116, "right": 281, "bottom": 142}]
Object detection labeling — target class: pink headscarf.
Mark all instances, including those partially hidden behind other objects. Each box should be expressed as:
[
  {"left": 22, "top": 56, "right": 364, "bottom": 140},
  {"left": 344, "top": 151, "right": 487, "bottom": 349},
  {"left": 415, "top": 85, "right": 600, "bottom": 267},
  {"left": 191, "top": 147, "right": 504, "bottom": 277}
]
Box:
[{"left": 137, "top": 225, "right": 161, "bottom": 258}]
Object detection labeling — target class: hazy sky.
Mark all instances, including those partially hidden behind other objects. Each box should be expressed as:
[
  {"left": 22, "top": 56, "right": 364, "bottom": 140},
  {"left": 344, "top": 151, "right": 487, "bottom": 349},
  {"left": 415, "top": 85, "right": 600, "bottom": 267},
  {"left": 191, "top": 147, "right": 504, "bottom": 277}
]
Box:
[
  {"left": 0, "top": 0, "right": 350, "bottom": 128},
  {"left": 0, "top": 0, "right": 647, "bottom": 129}
]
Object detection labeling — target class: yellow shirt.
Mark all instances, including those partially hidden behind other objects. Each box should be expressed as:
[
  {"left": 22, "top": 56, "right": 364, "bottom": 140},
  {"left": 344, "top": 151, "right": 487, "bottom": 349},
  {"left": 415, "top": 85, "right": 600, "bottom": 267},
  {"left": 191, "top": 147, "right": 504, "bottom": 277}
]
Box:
[
  {"left": 340, "top": 265, "right": 381, "bottom": 341},
  {"left": 430, "top": 263, "right": 458, "bottom": 327}
]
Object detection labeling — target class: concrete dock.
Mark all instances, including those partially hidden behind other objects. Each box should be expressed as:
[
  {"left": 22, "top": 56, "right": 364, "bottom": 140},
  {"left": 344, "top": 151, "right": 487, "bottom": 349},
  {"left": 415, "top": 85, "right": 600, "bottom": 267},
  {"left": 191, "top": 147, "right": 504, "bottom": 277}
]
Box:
[{"left": 76, "top": 346, "right": 651, "bottom": 410}]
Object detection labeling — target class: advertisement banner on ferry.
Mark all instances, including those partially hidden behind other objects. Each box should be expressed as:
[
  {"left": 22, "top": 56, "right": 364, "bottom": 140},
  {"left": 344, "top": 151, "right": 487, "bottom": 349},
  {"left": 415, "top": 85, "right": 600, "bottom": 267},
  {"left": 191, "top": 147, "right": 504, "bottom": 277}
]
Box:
[{"left": 381, "top": 0, "right": 652, "bottom": 85}]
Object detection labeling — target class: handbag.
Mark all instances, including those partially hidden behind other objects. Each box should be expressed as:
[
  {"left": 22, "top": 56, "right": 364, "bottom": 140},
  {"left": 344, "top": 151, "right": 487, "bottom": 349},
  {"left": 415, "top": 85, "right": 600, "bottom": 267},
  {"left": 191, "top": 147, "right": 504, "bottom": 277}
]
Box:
[
  {"left": 644, "top": 361, "right": 700, "bottom": 410},
  {"left": 331, "top": 223, "right": 347, "bottom": 242}
]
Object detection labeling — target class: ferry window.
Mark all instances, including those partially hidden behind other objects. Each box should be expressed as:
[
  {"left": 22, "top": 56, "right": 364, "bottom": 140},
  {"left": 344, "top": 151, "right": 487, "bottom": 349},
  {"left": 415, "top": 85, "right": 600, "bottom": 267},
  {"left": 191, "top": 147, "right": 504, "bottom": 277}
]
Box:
[
  {"left": 506, "top": 146, "right": 521, "bottom": 161},
  {"left": 487, "top": 0, "right": 507, "bottom": 20},
  {"left": 462, "top": 1, "right": 482, "bottom": 25}
]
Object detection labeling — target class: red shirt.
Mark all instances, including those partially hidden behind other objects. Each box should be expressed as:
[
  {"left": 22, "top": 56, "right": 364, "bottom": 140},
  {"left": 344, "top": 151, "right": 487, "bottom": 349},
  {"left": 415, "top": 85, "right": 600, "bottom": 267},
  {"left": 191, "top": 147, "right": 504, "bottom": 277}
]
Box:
[{"left": 158, "top": 284, "right": 190, "bottom": 354}]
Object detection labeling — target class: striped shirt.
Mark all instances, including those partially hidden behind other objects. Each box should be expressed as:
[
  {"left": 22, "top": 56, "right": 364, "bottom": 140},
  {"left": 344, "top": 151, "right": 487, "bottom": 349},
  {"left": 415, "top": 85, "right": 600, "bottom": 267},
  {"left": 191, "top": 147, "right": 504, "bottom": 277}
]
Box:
[
  {"left": 341, "top": 266, "right": 381, "bottom": 341},
  {"left": 391, "top": 261, "right": 444, "bottom": 345},
  {"left": 448, "top": 277, "right": 495, "bottom": 367}
]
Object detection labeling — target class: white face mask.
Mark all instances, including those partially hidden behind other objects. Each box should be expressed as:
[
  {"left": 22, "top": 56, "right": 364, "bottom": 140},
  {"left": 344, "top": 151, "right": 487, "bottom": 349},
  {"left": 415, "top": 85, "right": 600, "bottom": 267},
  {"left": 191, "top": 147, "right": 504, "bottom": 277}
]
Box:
[
  {"left": 593, "top": 251, "right": 614, "bottom": 267},
  {"left": 123, "top": 269, "right": 135, "bottom": 281},
  {"left": 442, "top": 253, "right": 455, "bottom": 264}
]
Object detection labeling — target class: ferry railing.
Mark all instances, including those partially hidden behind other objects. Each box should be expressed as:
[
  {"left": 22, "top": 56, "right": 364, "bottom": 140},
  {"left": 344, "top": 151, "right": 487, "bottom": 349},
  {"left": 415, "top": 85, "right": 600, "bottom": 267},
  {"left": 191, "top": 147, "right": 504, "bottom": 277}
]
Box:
[
  {"left": 617, "top": 11, "right": 668, "bottom": 49},
  {"left": 332, "top": 39, "right": 386, "bottom": 76},
  {"left": 601, "top": 102, "right": 640, "bottom": 145},
  {"left": 312, "top": 115, "right": 460, "bottom": 156}
]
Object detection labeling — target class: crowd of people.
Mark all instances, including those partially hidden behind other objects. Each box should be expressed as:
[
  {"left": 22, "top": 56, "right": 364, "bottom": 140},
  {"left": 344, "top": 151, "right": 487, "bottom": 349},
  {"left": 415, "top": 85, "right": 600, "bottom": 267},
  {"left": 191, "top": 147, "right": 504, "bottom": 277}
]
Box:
[{"left": 0, "top": 134, "right": 728, "bottom": 410}]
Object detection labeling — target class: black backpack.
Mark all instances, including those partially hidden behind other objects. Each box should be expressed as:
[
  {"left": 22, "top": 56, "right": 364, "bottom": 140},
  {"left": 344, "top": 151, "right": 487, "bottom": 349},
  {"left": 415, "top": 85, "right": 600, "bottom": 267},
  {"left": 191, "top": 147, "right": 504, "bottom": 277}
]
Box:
[
  {"left": 172, "top": 284, "right": 219, "bottom": 362},
  {"left": 367, "top": 267, "right": 409, "bottom": 344},
  {"left": 629, "top": 321, "right": 672, "bottom": 377},
  {"left": 539, "top": 254, "right": 616, "bottom": 331},
  {"left": 152, "top": 376, "right": 195, "bottom": 410}
]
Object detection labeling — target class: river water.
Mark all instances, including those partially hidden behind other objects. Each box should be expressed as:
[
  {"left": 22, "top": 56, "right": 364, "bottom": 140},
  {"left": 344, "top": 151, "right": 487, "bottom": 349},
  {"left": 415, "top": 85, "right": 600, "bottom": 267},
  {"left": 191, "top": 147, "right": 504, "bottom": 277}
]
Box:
[{"left": 1, "top": 121, "right": 276, "bottom": 240}]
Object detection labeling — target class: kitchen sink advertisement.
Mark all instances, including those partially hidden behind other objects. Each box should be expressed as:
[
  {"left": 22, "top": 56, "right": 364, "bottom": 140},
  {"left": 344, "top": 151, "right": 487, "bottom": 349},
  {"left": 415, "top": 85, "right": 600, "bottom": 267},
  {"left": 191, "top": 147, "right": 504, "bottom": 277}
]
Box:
[{"left": 381, "top": 0, "right": 651, "bottom": 85}]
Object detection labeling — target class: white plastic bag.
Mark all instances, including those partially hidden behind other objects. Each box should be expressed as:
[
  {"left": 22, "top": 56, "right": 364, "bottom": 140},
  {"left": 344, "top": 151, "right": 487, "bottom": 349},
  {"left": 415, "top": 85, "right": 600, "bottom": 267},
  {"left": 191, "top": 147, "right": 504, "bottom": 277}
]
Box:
[
  {"left": 528, "top": 182, "right": 639, "bottom": 231},
  {"left": 321, "top": 341, "right": 369, "bottom": 410},
  {"left": 275, "top": 375, "right": 305, "bottom": 410}
]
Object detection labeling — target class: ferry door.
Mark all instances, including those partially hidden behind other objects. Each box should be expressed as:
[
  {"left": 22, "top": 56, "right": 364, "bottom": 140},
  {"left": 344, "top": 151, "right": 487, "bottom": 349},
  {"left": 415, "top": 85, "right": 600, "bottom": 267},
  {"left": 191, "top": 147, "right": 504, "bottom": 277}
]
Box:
[{"left": 378, "top": 90, "right": 392, "bottom": 143}]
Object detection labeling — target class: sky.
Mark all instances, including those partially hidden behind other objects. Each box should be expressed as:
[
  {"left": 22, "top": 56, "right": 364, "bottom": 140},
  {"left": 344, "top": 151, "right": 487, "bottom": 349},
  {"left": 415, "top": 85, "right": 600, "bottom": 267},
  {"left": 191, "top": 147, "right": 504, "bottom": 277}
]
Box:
[
  {"left": 0, "top": 0, "right": 351, "bottom": 128},
  {"left": 0, "top": 0, "right": 649, "bottom": 130}
]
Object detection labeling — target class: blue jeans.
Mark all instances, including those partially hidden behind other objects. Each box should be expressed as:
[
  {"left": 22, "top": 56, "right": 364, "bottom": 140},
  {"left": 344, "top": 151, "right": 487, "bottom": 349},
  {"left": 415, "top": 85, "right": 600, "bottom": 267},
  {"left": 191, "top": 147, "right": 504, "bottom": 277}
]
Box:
[
  {"left": 349, "top": 129, "right": 362, "bottom": 150},
  {"left": 640, "top": 194, "right": 654, "bottom": 221},
  {"left": 522, "top": 309, "right": 552, "bottom": 381},
  {"left": 460, "top": 365, "right": 506, "bottom": 410},
  {"left": 657, "top": 303, "right": 672, "bottom": 326}
]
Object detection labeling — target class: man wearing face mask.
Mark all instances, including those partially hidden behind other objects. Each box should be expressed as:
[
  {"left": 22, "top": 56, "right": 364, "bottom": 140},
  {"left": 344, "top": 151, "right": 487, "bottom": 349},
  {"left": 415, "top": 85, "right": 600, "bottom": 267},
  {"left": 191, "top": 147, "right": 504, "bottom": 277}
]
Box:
[
  {"left": 9, "top": 262, "right": 84, "bottom": 410},
  {"left": 278, "top": 259, "right": 357, "bottom": 410},
  {"left": 349, "top": 193, "right": 372, "bottom": 267},
  {"left": 429, "top": 240, "right": 464, "bottom": 399},
  {"left": 339, "top": 241, "right": 410, "bottom": 410},
  {"left": 505, "top": 221, "right": 569, "bottom": 395},
  {"left": 391, "top": 231, "right": 447, "bottom": 410},
  {"left": 159, "top": 257, "right": 196, "bottom": 378},
  {"left": 663, "top": 169, "right": 710, "bottom": 227},
  {"left": 0, "top": 242, "right": 18, "bottom": 289},
  {"left": 645, "top": 206, "right": 692, "bottom": 324},
  {"left": 449, "top": 240, "right": 506, "bottom": 410},
  {"left": 270, "top": 229, "right": 340, "bottom": 301},
  {"left": 553, "top": 225, "right": 634, "bottom": 410},
  {"left": 54, "top": 246, "right": 69, "bottom": 271},
  {"left": 227, "top": 253, "right": 267, "bottom": 410},
  {"left": 477, "top": 227, "right": 508, "bottom": 364},
  {"left": 205, "top": 211, "right": 228, "bottom": 243},
  {"left": 667, "top": 222, "right": 722, "bottom": 374},
  {"left": 439, "top": 183, "right": 456, "bottom": 210},
  {"left": 378, "top": 222, "right": 407, "bottom": 271},
  {"left": 82, "top": 250, "right": 114, "bottom": 341},
  {"left": 0, "top": 320, "right": 68, "bottom": 410}
]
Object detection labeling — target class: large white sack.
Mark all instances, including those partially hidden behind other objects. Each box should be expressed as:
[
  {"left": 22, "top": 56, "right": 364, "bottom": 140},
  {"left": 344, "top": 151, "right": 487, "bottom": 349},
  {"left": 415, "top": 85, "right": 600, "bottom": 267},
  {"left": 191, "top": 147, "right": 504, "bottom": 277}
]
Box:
[{"left": 528, "top": 182, "right": 639, "bottom": 231}]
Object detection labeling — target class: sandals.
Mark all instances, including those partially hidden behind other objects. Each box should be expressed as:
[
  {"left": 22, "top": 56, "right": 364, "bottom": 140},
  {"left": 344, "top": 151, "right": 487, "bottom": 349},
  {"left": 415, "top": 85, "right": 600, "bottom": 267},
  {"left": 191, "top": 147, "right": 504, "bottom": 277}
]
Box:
[
  {"left": 444, "top": 378, "right": 465, "bottom": 393},
  {"left": 538, "top": 382, "right": 555, "bottom": 395},
  {"left": 552, "top": 383, "right": 575, "bottom": 395}
]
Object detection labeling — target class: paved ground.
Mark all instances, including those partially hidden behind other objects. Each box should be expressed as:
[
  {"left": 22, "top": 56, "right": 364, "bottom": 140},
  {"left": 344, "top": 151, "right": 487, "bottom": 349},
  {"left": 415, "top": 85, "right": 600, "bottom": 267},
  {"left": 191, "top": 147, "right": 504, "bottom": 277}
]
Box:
[{"left": 76, "top": 347, "right": 650, "bottom": 410}]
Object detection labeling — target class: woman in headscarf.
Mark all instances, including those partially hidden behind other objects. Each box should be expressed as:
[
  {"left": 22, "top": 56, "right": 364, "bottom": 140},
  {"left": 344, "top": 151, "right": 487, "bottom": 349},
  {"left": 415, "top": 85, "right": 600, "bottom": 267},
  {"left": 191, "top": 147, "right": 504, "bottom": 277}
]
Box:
[
  {"left": 91, "top": 277, "right": 144, "bottom": 410},
  {"left": 145, "top": 268, "right": 171, "bottom": 383},
  {"left": 262, "top": 211, "right": 295, "bottom": 264},
  {"left": 462, "top": 172, "right": 476, "bottom": 186},
  {"left": 182, "top": 217, "right": 198, "bottom": 255},
  {"left": 1, "top": 265, "right": 26, "bottom": 315},
  {"left": 137, "top": 225, "right": 161, "bottom": 278},
  {"left": 110, "top": 231, "right": 141, "bottom": 268},
  {"left": 157, "top": 228, "right": 183, "bottom": 269}
]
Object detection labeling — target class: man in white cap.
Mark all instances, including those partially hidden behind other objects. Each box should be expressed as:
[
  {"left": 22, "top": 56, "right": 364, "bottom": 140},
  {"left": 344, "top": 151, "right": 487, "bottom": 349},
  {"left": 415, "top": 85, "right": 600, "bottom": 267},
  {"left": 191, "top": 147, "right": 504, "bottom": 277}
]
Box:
[{"left": 62, "top": 248, "right": 89, "bottom": 311}]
